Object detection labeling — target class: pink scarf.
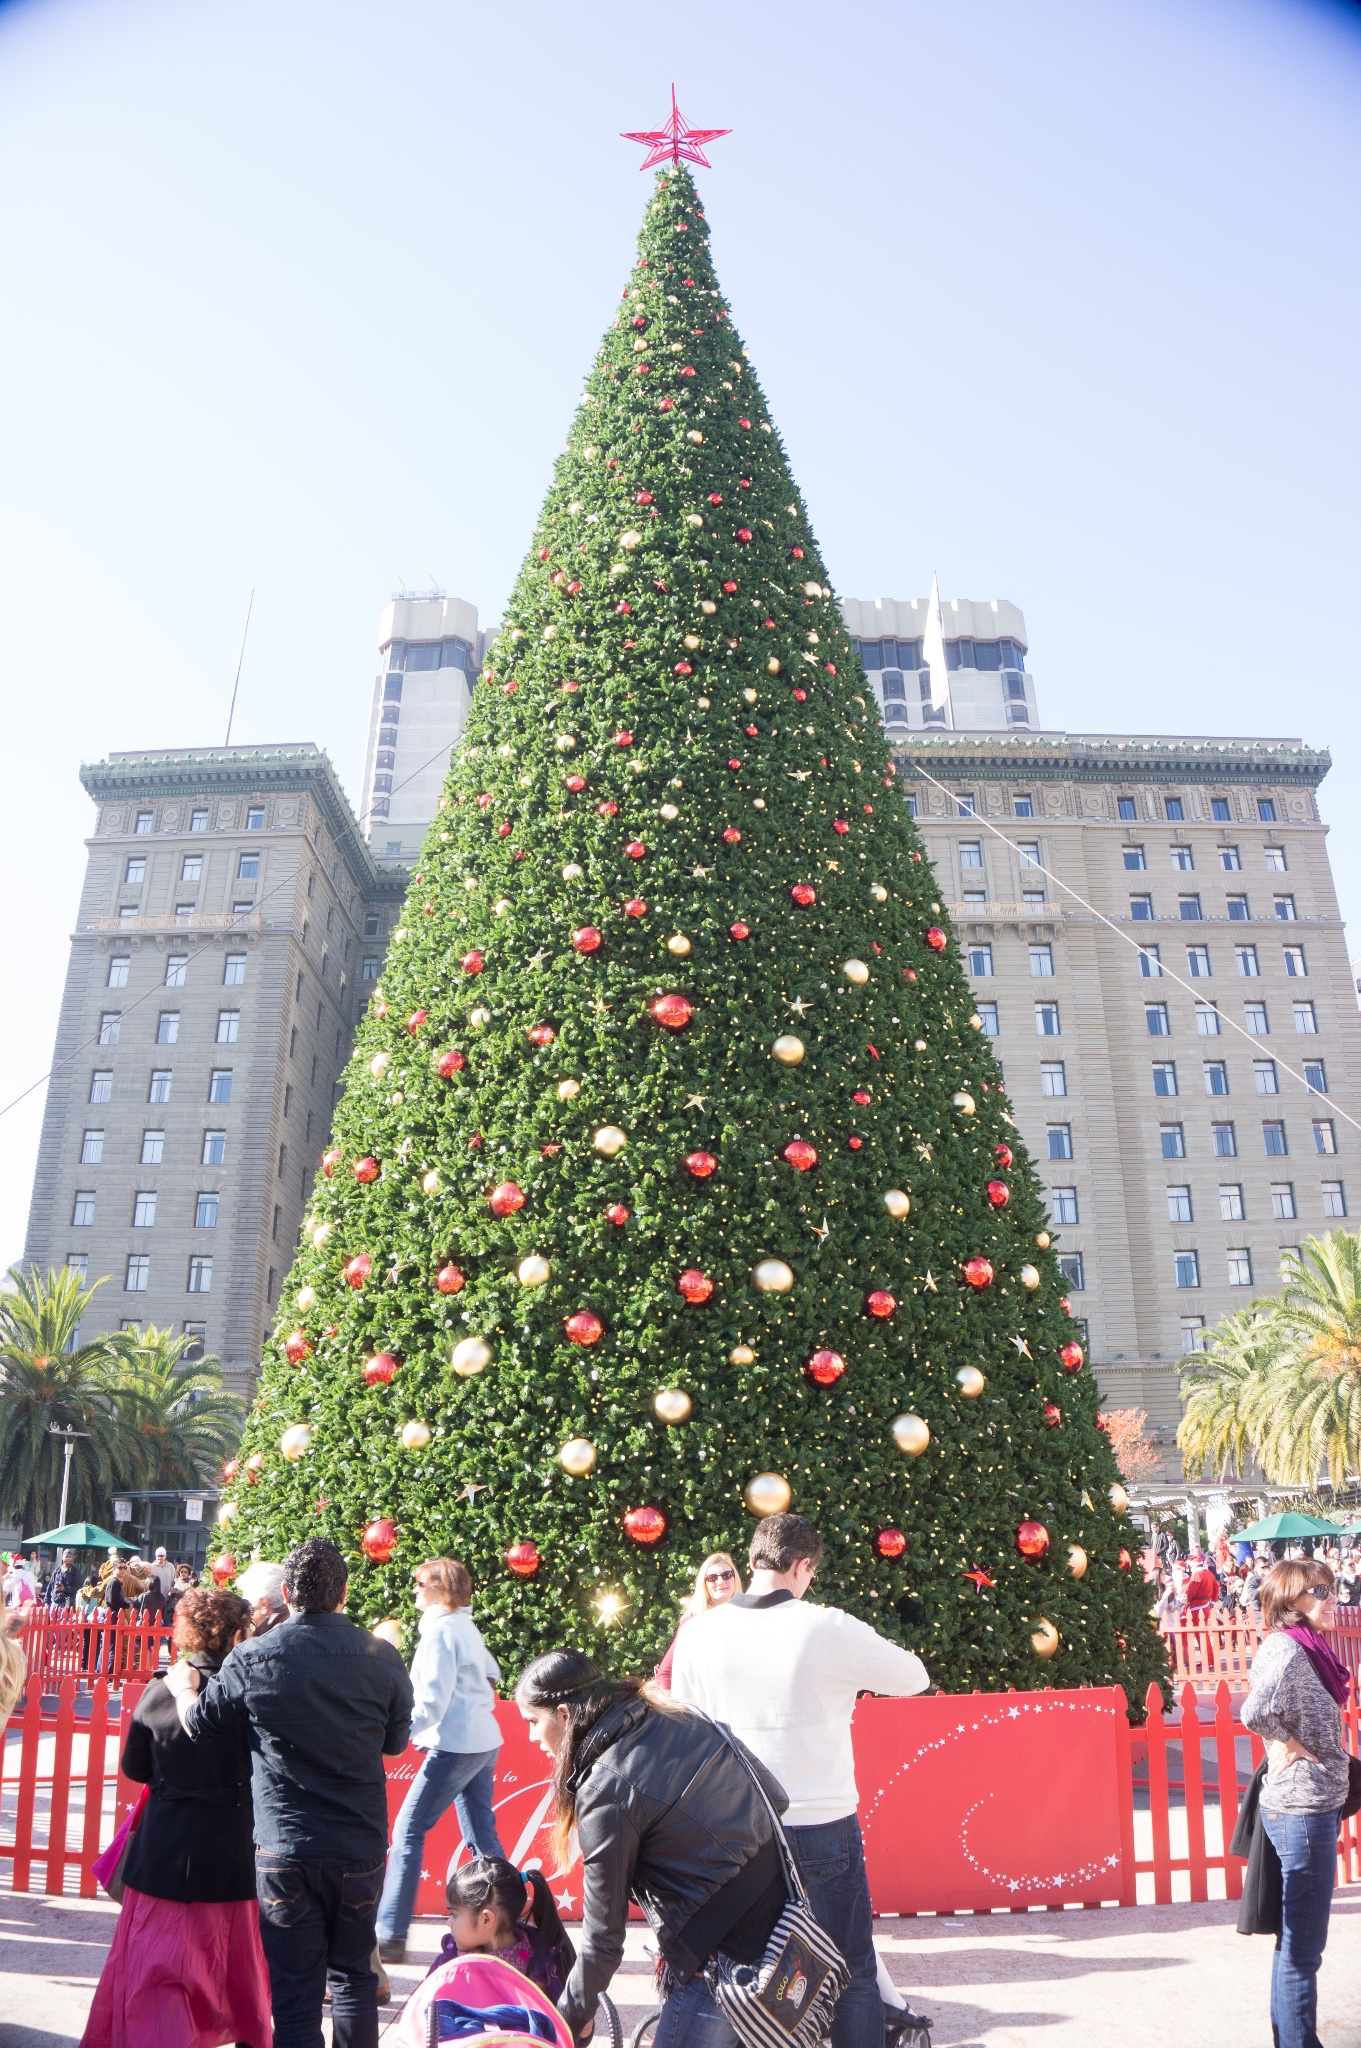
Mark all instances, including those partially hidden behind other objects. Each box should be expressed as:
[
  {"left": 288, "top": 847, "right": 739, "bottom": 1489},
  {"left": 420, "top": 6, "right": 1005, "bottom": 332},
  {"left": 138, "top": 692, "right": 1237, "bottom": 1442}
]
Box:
[{"left": 1282, "top": 1624, "right": 1352, "bottom": 1706}]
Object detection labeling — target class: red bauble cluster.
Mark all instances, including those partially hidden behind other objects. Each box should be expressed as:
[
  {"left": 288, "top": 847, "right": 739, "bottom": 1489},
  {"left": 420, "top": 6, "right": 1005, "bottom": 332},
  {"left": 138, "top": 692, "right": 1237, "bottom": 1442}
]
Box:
[
  {"left": 572, "top": 926, "right": 603, "bottom": 953},
  {"left": 364, "top": 1352, "right": 400, "bottom": 1386},
  {"left": 678, "top": 1268, "right": 714, "bottom": 1303},
  {"left": 354, "top": 1156, "right": 381, "bottom": 1184},
  {"left": 782, "top": 1140, "right": 818, "bottom": 1172},
  {"left": 345, "top": 1254, "right": 372, "bottom": 1289},
  {"left": 1015, "top": 1519, "right": 1050, "bottom": 1560},
  {"left": 874, "top": 1528, "right": 907, "bottom": 1560},
  {"left": 651, "top": 993, "right": 693, "bottom": 1031},
  {"left": 506, "top": 1541, "right": 541, "bottom": 1579},
  {"left": 962, "top": 1257, "right": 994, "bottom": 1290},
  {"left": 435, "top": 1262, "right": 465, "bottom": 1294},
  {"left": 489, "top": 1181, "right": 525, "bottom": 1218},
  {"left": 804, "top": 1349, "right": 845, "bottom": 1387},
  {"left": 284, "top": 1330, "right": 312, "bottom": 1365},
  {"left": 362, "top": 1518, "right": 398, "bottom": 1563},
  {"left": 685, "top": 1151, "right": 717, "bottom": 1179},
  {"left": 564, "top": 1311, "right": 605, "bottom": 1347},
  {"left": 623, "top": 1505, "right": 668, "bottom": 1547},
  {"left": 865, "top": 1289, "right": 896, "bottom": 1320},
  {"left": 1059, "top": 1342, "right": 1085, "bottom": 1374},
  {"left": 986, "top": 1180, "right": 1010, "bottom": 1208}
]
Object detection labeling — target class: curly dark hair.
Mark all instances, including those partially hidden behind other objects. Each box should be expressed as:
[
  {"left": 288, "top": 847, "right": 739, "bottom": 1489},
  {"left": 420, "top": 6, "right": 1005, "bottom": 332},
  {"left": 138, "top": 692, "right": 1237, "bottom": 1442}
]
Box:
[
  {"left": 282, "top": 1537, "right": 348, "bottom": 1614},
  {"left": 172, "top": 1589, "right": 251, "bottom": 1657}
]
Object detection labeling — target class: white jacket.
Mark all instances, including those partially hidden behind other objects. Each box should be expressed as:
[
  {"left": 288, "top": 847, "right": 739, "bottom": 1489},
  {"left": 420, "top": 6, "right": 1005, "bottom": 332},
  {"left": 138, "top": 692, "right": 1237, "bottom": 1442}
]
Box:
[{"left": 408, "top": 1605, "right": 502, "bottom": 1755}]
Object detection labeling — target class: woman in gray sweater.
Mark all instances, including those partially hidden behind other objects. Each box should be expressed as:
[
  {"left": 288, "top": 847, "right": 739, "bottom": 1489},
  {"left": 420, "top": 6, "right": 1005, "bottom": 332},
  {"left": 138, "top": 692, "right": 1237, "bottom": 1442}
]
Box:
[{"left": 1241, "top": 1558, "right": 1351, "bottom": 2048}]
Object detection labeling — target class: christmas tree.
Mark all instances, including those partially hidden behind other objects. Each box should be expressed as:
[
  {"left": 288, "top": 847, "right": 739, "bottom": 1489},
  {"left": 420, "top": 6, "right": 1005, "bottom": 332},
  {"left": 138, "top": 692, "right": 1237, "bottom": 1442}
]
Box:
[{"left": 222, "top": 166, "right": 1164, "bottom": 1702}]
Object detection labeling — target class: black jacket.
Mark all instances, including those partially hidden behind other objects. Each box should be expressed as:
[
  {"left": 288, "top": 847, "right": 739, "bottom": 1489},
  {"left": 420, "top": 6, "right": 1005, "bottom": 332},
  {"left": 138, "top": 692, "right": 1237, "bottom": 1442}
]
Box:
[
  {"left": 47, "top": 1565, "right": 81, "bottom": 1607},
  {"left": 120, "top": 1651, "right": 256, "bottom": 1902},
  {"left": 1231, "top": 1759, "right": 1282, "bottom": 1937},
  {"left": 186, "top": 1609, "right": 413, "bottom": 1864},
  {"left": 562, "top": 1697, "right": 789, "bottom": 2037}
]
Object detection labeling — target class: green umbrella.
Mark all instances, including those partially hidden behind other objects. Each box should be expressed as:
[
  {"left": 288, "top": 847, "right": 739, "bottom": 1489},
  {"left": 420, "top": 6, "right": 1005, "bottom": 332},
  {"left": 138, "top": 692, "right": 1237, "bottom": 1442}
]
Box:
[
  {"left": 23, "top": 1521, "right": 140, "bottom": 1551},
  {"left": 1231, "top": 1512, "right": 1344, "bottom": 1542}
]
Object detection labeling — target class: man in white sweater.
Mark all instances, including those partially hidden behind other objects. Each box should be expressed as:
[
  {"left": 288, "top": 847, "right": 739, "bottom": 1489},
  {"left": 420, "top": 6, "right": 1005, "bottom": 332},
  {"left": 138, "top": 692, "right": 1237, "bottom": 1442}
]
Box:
[{"left": 672, "top": 1512, "right": 929, "bottom": 2048}]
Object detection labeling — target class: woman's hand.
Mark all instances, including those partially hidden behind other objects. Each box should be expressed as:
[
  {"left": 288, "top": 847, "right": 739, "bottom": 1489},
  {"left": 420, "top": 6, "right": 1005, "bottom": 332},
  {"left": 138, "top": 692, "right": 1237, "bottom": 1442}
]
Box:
[{"left": 1267, "top": 1735, "right": 1318, "bottom": 1775}]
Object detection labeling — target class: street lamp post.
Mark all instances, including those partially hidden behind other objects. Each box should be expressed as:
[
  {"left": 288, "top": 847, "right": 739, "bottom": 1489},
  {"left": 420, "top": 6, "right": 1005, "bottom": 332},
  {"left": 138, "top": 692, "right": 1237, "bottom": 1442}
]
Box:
[{"left": 48, "top": 1425, "right": 90, "bottom": 1528}]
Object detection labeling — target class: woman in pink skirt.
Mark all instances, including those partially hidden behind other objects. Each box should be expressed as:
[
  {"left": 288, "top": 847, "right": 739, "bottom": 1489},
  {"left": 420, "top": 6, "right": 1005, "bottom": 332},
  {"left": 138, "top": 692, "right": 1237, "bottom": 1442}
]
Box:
[{"left": 82, "top": 1588, "right": 272, "bottom": 2048}]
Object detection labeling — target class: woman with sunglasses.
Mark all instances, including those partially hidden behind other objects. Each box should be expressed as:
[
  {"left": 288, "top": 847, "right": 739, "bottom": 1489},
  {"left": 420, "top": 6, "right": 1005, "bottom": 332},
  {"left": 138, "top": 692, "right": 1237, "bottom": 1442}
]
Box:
[
  {"left": 654, "top": 1552, "right": 742, "bottom": 1691},
  {"left": 1241, "top": 1558, "right": 1352, "bottom": 2048}
]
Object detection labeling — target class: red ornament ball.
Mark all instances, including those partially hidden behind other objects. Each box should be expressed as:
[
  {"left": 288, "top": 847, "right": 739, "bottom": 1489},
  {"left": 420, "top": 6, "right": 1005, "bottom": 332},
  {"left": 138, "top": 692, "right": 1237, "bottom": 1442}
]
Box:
[
  {"left": 322, "top": 1147, "right": 342, "bottom": 1177},
  {"left": 782, "top": 1139, "right": 819, "bottom": 1172},
  {"left": 406, "top": 1009, "right": 427, "bottom": 1035},
  {"left": 674, "top": 662, "right": 693, "bottom": 677},
  {"left": 986, "top": 1180, "right": 1010, "bottom": 1208},
  {"left": 221, "top": 1459, "right": 239, "bottom": 1483},
  {"left": 572, "top": 926, "right": 603, "bottom": 953},
  {"left": 211, "top": 1553, "right": 237, "bottom": 1587},
  {"left": 353, "top": 1156, "right": 381, "bottom": 1184},
  {"left": 461, "top": 950, "right": 485, "bottom": 975},
  {"left": 685, "top": 1151, "right": 717, "bottom": 1179},
  {"left": 564, "top": 1310, "right": 605, "bottom": 1347},
  {"left": 852, "top": 1090, "right": 872, "bottom": 1106},
  {"left": 1016, "top": 1520, "right": 1050, "bottom": 1560},
  {"left": 528, "top": 1024, "right": 556, "bottom": 1046},
  {"left": 615, "top": 730, "right": 634, "bottom": 748},
  {"left": 962, "top": 1257, "right": 994, "bottom": 1291},
  {"left": 625, "top": 840, "right": 646, "bottom": 860},
  {"left": 1119, "top": 1548, "right": 1133, "bottom": 1572},
  {"left": 1059, "top": 1342, "right": 1086, "bottom": 1374},
  {"left": 848, "top": 1136, "right": 863, "bottom": 1151},
  {"left": 436, "top": 1048, "right": 466, "bottom": 1077},
  {"left": 489, "top": 1181, "right": 526, "bottom": 1218},
  {"left": 729, "top": 922, "right": 750, "bottom": 941},
  {"left": 833, "top": 820, "right": 849, "bottom": 836},
  {"left": 736, "top": 527, "right": 752, "bottom": 542},
  {"left": 1060, "top": 1295, "right": 1073, "bottom": 1316},
  {"left": 924, "top": 926, "right": 947, "bottom": 952},
  {"left": 284, "top": 1329, "right": 312, "bottom": 1365},
  {"left": 345, "top": 1254, "right": 372, "bottom": 1289},
  {"left": 727, "top": 758, "right": 742, "bottom": 772},
  {"left": 866, "top": 1289, "right": 897, "bottom": 1320},
  {"left": 805, "top": 1348, "right": 845, "bottom": 1387},
  {"left": 994, "top": 1143, "right": 1014, "bottom": 1169},
  {"left": 1042, "top": 1402, "right": 1062, "bottom": 1428},
  {"left": 793, "top": 687, "right": 807, "bottom": 702},
  {"left": 790, "top": 884, "right": 817, "bottom": 907},
  {"left": 722, "top": 826, "right": 742, "bottom": 844},
  {"left": 364, "top": 1352, "right": 400, "bottom": 1386},
  {"left": 506, "top": 1541, "right": 540, "bottom": 1579},
  {"left": 361, "top": 1518, "right": 398, "bottom": 1564},
  {"left": 435, "top": 1262, "right": 465, "bottom": 1294},
  {"left": 874, "top": 1528, "right": 907, "bottom": 1560},
  {"left": 597, "top": 800, "right": 619, "bottom": 818},
  {"left": 564, "top": 774, "right": 587, "bottom": 793},
  {"left": 723, "top": 580, "right": 737, "bottom": 594},
  {"left": 624, "top": 898, "right": 647, "bottom": 918},
  {"left": 678, "top": 1268, "right": 714, "bottom": 1304},
  {"left": 605, "top": 1203, "right": 631, "bottom": 1226},
  {"left": 623, "top": 1505, "right": 668, "bottom": 1547},
  {"left": 651, "top": 993, "right": 694, "bottom": 1031}
]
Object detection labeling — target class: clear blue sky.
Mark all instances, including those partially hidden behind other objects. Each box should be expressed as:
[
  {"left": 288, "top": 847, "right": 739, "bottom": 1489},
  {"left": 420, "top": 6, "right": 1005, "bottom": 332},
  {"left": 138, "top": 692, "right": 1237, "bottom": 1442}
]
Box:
[{"left": 1, "top": 0, "right": 1359, "bottom": 1268}]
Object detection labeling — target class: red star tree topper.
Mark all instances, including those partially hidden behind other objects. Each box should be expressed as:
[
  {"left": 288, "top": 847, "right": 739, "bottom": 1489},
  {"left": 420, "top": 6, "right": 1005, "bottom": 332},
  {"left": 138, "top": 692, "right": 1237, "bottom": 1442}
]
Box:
[{"left": 622, "top": 85, "right": 730, "bottom": 171}]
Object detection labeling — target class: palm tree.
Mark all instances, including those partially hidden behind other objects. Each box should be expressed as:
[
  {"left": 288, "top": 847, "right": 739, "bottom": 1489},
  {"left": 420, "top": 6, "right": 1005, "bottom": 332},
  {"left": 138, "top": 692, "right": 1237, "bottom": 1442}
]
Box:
[
  {"left": 0, "top": 1267, "right": 147, "bottom": 1533},
  {"left": 117, "top": 1326, "right": 244, "bottom": 1488},
  {"left": 1177, "top": 1307, "right": 1280, "bottom": 1480}
]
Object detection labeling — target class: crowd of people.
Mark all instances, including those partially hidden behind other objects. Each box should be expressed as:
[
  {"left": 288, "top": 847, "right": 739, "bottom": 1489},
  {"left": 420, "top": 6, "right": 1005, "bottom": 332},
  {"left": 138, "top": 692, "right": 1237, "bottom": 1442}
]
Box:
[{"left": 1150, "top": 1528, "right": 1361, "bottom": 1623}]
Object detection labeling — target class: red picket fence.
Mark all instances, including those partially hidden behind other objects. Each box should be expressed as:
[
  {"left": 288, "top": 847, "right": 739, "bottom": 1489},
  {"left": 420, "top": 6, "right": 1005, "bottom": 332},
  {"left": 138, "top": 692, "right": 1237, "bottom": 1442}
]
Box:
[
  {"left": 1159, "top": 1606, "right": 1361, "bottom": 1694},
  {"left": 16, "top": 1613, "right": 172, "bottom": 1691}
]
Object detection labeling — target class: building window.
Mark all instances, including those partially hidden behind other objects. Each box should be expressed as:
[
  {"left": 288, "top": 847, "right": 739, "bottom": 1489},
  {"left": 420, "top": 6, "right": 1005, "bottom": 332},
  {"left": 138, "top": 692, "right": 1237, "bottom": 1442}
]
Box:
[
  {"left": 1017, "top": 841, "right": 1041, "bottom": 869},
  {"left": 1204, "top": 1061, "right": 1229, "bottom": 1096},
  {"left": 956, "top": 793, "right": 976, "bottom": 817},
  {"left": 1211, "top": 798, "right": 1232, "bottom": 822},
  {"left": 1152, "top": 1062, "right": 1178, "bottom": 1096},
  {"left": 1263, "top": 1121, "right": 1288, "bottom": 1156},
  {"left": 1282, "top": 945, "right": 1307, "bottom": 977},
  {"left": 1264, "top": 845, "right": 1287, "bottom": 872},
  {"left": 277, "top": 1144, "right": 287, "bottom": 1179},
  {"left": 1212, "top": 1122, "right": 1237, "bottom": 1157},
  {"left": 1013, "top": 794, "right": 1034, "bottom": 817},
  {"left": 156, "top": 1011, "right": 179, "bottom": 1044},
  {"left": 1163, "top": 797, "right": 1184, "bottom": 821},
  {"left": 238, "top": 853, "right": 260, "bottom": 882},
  {"left": 1035, "top": 1002, "right": 1061, "bottom": 1036},
  {"left": 165, "top": 955, "right": 188, "bottom": 987},
  {"left": 208, "top": 1069, "right": 233, "bottom": 1104},
  {"left": 195, "top": 1192, "right": 219, "bottom": 1228},
  {"left": 246, "top": 806, "right": 265, "bottom": 830},
  {"left": 89, "top": 1071, "right": 112, "bottom": 1104},
  {"left": 147, "top": 1070, "right": 172, "bottom": 1106},
  {"left": 1167, "top": 1185, "right": 1193, "bottom": 1222},
  {"left": 904, "top": 794, "right": 918, "bottom": 817},
  {"left": 81, "top": 1130, "right": 104, "bottom": 1165},
  {"left": 66, "top": 1255, "right": 89, "bottom": 1285},
  {"left": 1219, "top": 1183, "right": 1245, "bottom": 1221},
  {"left": 1129, "top": 894, "right": 1153, "bottom": 921},
  {"left": 1047, "top": 1124, "right": 1073, "bottom": 1160},
  {"left": 71, "top": 1191, "right": 96, "bottom": 1227},
  {"left": 1227, "top": 895, "right": 1250, "bottom": 921},
  {"left": 1139, "top": 946, "right": 1162, "bottom": 978},
  {"left": 1040, "top": 1061, "right": 1067, "bottom": 1096},
  {"left": 1123, "top": 846, "right": 1147, "bottom": 871},
  {"left": 968, "top": 944, "right": 994, "bottom": 976},
  {"left": 1179, "top": 895, "right": 1202, "bottom": 921},
  {"left": 1146, "top": 1003, "right": 1170, "bottom": 1036},
  {"left": 1113, "top": 797, "right": 1137, "bottom": 823},
  {"left": 1161, "top": 1124, "right": 1187, "bottom": 1158},
  {"left": 107, "top": 956, "right": 131, "bottom": 988},
  {"left": 180, "top": 854, "right": 203, "bottom": 882},
  {"left": 187, "top": 1256, "right": 213, "bottom": 1293},
  {"left": 1057, "top": 1252, "right": 1085, "bottom": 1289},
  {"left": 181, "top": 1320, "right": 207, "bottom": 1358},
  {"left": 1253, "top": 1059, "right": 1279, "bottom": 1095},
  {"left": 1257, "top": 799, "right": 1277, "bottom": 822},
  {"left": 1051, "top": 1187, "right": 1079, "bottom": 1224},
  {"left": 1175, "top": 1251, "right": 1201, "bottom": 1289},
  {"left": 202, "top": 1130, "right": 227, "bottom": 1166},
  {"left": 1273, "top": 895, "right": 1297, "bottom": 922},
  {"left": 217, "top": 1010, "right": 240, "bottom": 1043},
  {"left": 132, "top": 1191, "right": 157, "bottom": 1228},
  {"left": 133, "top": 810, "right": 155, "bottom": 836},
  {"left": 363, "top": 913, "right": 380, "bottom": 938},
  {"left": 289, "top": 1027, "right": 298, "bottom": 1060},
  {"left": 1292, "top": 1002, "right": 1317, "bottom": 1034},
  {"left": 1271, "top": 1183, "right": 1297, "bottom": 1220},
  {"left": 1029, "top": 945, "right": 1054, "bottom": 976},
  {"left": 223, "top": 955, "right": 246, "bottom": 986},
  {"left": 959, "top": 840, "right": 983, "bottom": 869},
  {"left": 124, "top": 856, "right": 147, "bottom": 885},
  {"left": 190, "top": 808, "right": 208, "bottom": 833},
  {"left": 125, "top": 1255, "right": 150, "bottom": 1293},
  {"left": 1245, "top": 1002, "right": 1270, "bottom": 1035},
  {"left": 233, "top": 900, "right": 254, "bottom": 917},
  {"left": 1322, "top": 1181, "right": 1347, "bottom": 1217},
  {"left": 1314, "top": 1120, "right": 1338, "bottom": 1155},
  {"left": 1181, "top": 1314, "right": 1208, "bottom": 1349},
  {"left": 1171, "top": 846, "right": 1194, "bottom": 871},
  {"left": 1195, "top": 1004, "right": 1221, "bottom": 1036},
  {"left": 139, "top": 1129, "right": 165, "bottom": 1165},
  {"left": 1227, "top": 1247, "right": 1254, "bottom": 1286},
  {"left": 1219, "top": 845, "right": 1241, "bottom": 870},
  {"left": 1303, "top": 1060, "right": 1327, "bottom": 1095},
  {"left": 975, "top": 1001, "right": 999, "bottom": 1037},
  {"left": 95, "top": 1013, "right": 123, "bottom": 1051},
  {"left": 1235, "top": 946, "right": 1260, "bottom": 977},
  {"left": 361, "top": 956, "right": 379, "bottom": 981},
  {"left": 1022, "top": 889, "right": 1046, "bottom": 908},
  {"left": 1184, "top": 946, "right": 1210, "bottom": 978}
]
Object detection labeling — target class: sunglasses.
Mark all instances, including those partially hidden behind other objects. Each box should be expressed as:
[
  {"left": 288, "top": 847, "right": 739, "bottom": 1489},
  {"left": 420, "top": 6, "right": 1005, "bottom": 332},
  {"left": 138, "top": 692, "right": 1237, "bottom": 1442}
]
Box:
[{"left": 705, "top": 1569, "right": 735, "bottom": 1585}]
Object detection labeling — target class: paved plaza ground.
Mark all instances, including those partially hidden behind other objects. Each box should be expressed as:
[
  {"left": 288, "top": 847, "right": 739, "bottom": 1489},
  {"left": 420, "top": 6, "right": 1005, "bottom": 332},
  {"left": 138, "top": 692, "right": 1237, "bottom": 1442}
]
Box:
[{"left": 3, "top": 1890, "right": 1360, "bottom": 2048}]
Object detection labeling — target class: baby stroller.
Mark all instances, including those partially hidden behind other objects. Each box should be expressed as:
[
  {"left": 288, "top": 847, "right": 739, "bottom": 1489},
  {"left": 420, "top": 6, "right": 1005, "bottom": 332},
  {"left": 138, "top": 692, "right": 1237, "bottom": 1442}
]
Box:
[{"left": 387, "top": 1952, "right": 621, "bottom": 2048}]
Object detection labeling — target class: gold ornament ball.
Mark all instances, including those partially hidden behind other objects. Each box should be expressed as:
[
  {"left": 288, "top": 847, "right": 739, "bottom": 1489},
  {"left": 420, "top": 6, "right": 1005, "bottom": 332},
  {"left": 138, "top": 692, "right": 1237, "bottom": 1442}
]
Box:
[
  {"left": 492, "top": 898, "right": 512, "bottom": 916},
  {"left": 280, "top": 1423, "right": 313, "bottom": 1462},
  {"left": 560, "top": 1437, "right": 597, "bottom": 1476},
  {"left": 1067, "top": 1545, "right": 1088, "bottom": 1579},
  {"left": 842, "top": 959, "right": 870, "bottom": 986},
  {"left": 517, "top": 1255, "right": 552, "bottom": 1288},
  {"left": 683, "top": 634, "right": 701, "bottom": 650},
  {"left": 1019, "top": 1264, "right": 1041, "bottom": 1291},
  {"left": 667, "top": 934, "right": 692, "bottom": 957},
  {"left": 594, "top": 1126, "right": 627, "bottom": 1157},
  {"left": 729, "top": 1344, "right": 756, "bottom": 1366},
  {"left": 654, "top": 1388, "right": 693, "bottom": 1425},
  {"left": 742, "top": 687, "right": 758, "bottom": 703},
  {"left": 311, "top": 1223, "right": 332, "bottom": 1249},
  {"left": 422, "top": 1169, "right": 441, "bottom": 1195},
  {"left": 372, "top": 1620, "right": 403, "bottom": 1651},
  {"left": 892, "top": 1414, "right": 931, "bottom": 1458},
  {"left": 956, "top": 1366, "right": 986, "bottom": 1398},
  {"left": 401, "top": 1420, "right": 431, "bottom": 1451},
  {"left": 870, "top": 884, "right": 888, "bottom": 903},
  {"left": 217, "top": 1500, "right": 238, "bottom": 1527},
  {"left": 1035, "top": 1231, "right": 1051, "bottom": 1249},
  {"left": 969, "top": 1013, "right": 984, "bottom": 1031},
  {"left": 1031, "top": 1618, "right": 1060, "bottom": 1659},
  {"left": 772, "top": 1035, "right": 805, "bottom": 1066},
  {"left": 745, "top": 1472, "right": 792, "bottom": 1517},
  {"left": 469, "top": 1007, "right": 491, "bottom": 1029},
  {"left": 952, "top": 1091, "right": 977, "bottom": 1116},
  {"left": 882, "top": 1189, "right": 910, "bottom": 1221},
  {"left": 557, "top": 1078, "right": 581, "bottom": 1100},
  {"left": 562, "top": 863, "right": 584, "bottom": 881},
  {"left": 369, "top": 1052, "right": 390, "bottom": 1078},
  {"left": 659, "top": 803, "right": 679, "bottom": 821},
  {"left": 752, "top": 1259, "right": 795, "bottom": 1294},
  {"left": 914, "top": 1038, "right": 927, "bottom": 1052},
  {"left": 297, "top": 1285, "right": 318, "bottom": 1311},
  {"left": 766, "top": 657, "right": 781, "bottom": 674},
  {"left": 451, "top": 1337, "right": 493, "bottom": 1377},
  {"left": 697, "top": 695, "right": 711, "bottom": 709},
  {"left": 1109, "top": 1483, "right": 1129, "bottom": 1516}
]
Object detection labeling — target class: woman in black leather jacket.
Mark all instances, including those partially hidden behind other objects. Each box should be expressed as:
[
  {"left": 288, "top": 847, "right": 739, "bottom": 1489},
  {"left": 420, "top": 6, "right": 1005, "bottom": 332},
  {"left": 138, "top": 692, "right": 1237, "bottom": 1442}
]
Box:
[{"left": 518, "top": 1648, "right": 788, "bottom": 2048}]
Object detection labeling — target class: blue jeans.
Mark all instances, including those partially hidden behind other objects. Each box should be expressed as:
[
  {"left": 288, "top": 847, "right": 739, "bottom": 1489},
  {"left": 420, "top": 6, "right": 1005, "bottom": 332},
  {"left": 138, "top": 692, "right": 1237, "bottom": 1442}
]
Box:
[
  {"left": 257, "top": 1850, "right": 385, "bottom": 2048},
  {"left": 1260, "top": 1807, "right": 1339, "bottom": 2048},
  {"left": 654, "top": 1815, "right": 882, "bottom": 2048},
  {"left": 376, "top": 1745, "right": 505, "bottom": 1942}
]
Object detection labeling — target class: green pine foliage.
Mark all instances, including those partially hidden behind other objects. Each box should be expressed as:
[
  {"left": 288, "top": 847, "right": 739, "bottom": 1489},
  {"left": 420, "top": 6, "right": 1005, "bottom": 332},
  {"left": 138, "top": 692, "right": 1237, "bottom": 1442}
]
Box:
[{"left": 224, "top": 168, "right": 1165, "bottom": 1705}]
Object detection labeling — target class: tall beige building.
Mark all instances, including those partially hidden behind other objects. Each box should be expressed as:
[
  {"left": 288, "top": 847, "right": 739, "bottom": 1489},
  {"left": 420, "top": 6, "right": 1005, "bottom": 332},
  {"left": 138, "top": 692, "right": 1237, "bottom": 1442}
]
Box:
[{"left": 361, "top": 592, "right": 485, "bottom": 877}]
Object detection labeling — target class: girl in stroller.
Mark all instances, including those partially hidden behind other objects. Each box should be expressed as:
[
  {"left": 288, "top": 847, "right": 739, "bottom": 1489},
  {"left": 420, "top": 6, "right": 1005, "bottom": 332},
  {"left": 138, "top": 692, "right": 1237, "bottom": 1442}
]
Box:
[{"left": 390, "top": 1858, "right": 578, "bottom": 2048}]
